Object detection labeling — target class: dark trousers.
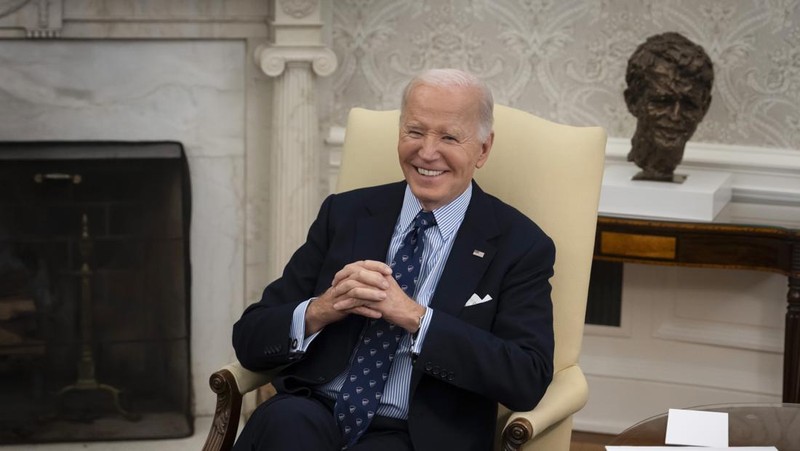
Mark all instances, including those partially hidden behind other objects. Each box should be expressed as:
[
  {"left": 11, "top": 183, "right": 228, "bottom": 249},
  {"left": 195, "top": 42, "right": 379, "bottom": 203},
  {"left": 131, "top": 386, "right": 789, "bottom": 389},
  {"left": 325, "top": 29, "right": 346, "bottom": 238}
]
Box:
[{"left": 232, "top": 393, "right": 413, "bottom": 451}]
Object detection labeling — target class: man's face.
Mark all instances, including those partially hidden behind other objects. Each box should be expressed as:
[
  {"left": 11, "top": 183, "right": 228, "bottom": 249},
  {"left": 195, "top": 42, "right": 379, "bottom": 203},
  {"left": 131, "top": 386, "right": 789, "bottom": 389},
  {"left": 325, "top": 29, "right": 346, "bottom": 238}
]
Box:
[
  {"left": 398, "top": 84, "right": 493, "bottom": 211},
  {"left": 631, "top": 63, "right": 710, "bottom": 149}
]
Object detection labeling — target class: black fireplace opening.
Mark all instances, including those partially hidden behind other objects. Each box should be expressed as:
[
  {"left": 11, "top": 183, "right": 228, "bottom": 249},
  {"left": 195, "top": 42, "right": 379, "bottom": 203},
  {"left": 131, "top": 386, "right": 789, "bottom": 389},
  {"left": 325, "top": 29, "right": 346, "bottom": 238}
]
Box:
[{"left": 0, "top": 142, "right": 192, "bottom": 443}]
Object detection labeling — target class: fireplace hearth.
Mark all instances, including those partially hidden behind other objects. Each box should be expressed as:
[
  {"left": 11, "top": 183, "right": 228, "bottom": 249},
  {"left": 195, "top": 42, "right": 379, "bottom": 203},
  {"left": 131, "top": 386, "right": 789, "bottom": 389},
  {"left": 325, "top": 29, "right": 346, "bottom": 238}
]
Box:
[{"left": 0, "top": 142, "right": 192, "bottom": 443}]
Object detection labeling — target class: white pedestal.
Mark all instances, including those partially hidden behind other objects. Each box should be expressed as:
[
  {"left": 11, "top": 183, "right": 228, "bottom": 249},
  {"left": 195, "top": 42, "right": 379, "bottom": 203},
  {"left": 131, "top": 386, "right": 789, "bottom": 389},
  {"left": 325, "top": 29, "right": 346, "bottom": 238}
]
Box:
[{"left": 599, "top": 165, "right": 733, "bottom": 221}]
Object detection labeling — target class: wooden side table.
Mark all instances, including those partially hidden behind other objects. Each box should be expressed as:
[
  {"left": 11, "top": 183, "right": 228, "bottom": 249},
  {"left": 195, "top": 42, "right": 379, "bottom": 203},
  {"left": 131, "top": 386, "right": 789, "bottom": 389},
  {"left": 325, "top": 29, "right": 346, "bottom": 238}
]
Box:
[
  {"left": 609, "top": 403, "right": 800, "bottom": 449},
  {"left": 594, "top": 213, "right": 800, "bottom": 403}
]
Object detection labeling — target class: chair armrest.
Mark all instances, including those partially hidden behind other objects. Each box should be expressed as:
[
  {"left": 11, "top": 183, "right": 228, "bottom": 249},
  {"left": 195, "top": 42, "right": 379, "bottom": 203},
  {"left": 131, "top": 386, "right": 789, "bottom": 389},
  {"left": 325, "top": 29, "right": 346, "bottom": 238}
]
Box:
[
  {"left": 500, "top": 364, "right": 589, "bottom": 450},
  {"left": 224, "top": 361, "right": 275, "bottom": 395},
  {"left": 201, "top": 362, "right": 280, "bottom": 451}
]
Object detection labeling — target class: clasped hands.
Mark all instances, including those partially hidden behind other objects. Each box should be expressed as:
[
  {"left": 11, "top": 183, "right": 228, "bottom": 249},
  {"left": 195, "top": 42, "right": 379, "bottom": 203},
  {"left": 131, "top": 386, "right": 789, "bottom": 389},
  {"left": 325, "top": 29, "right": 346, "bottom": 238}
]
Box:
[{"left": 305, "top": 260, "right": 425, "bottom": 335}]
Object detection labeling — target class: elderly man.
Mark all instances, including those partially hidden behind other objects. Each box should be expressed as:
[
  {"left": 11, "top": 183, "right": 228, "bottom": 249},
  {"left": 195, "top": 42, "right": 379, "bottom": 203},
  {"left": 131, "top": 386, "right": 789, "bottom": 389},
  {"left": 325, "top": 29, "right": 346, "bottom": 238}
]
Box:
[
  {"left": 624, "top": 32, "right": 714, "bottom": 181},
  {"left": 232, "top": 69, "right": 554, "bottom": 451}
]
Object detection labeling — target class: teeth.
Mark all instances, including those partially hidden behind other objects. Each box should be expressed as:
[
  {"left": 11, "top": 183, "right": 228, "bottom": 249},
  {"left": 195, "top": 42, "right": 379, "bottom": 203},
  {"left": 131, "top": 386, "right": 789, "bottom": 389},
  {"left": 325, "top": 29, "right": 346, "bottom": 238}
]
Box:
[{"left": 417, "top": 167, "right": 443, "bottom": 176}]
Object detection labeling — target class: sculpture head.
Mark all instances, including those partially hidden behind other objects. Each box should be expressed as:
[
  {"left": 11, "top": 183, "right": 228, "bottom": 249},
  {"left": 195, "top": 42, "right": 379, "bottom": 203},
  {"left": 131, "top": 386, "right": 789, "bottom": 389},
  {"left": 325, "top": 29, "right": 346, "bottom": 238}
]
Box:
[{"left": 624, "top": 32, "right": 714, "bottom": 181}]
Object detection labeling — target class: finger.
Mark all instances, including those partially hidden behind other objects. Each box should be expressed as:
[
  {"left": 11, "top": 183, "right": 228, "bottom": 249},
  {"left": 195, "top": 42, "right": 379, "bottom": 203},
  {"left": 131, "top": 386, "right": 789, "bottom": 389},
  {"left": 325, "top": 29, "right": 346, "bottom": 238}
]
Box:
[
  {"left": 336, "top": 268, "right": 389, "bottom": 291},
  {"left": 331, "top": 261, "right": 371, "bottom": 286},
  {"left": 359, "top": 260, "right": 392, "bottom": 275},
  {"left": 348, "top": 306, "right": 382, "bottom": 319},
  {"left": 333, "top": 282, "right": 386, "bottom": 302},
  {"left": 332, "top": 260, "right": 392, "bottom": 286},
  {"left": 332, "top": 298, "right": 358, "bottom": 311},
  {"left": 332, "top": 289, "right": 386, "bottom": 311},
  {"left": 351, "top": 267, "right": 390, "bottom": 290},
  {"left": 333, "top": 296, "right": 381, "bottom": 311}
]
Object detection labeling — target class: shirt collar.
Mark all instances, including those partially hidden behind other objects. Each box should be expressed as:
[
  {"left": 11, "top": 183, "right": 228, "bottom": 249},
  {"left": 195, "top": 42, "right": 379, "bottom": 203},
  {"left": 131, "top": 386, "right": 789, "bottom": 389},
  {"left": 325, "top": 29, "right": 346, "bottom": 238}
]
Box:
[{"left": 398, "top": 183, "right": 472, "bottom": 240}]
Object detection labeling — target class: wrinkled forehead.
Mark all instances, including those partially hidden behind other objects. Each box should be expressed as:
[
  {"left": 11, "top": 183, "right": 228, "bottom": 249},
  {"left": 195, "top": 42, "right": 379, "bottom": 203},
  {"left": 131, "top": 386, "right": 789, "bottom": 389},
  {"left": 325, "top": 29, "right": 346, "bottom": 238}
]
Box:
[{"left": 403, "top": 85, "right": 482, "bottom": 122}]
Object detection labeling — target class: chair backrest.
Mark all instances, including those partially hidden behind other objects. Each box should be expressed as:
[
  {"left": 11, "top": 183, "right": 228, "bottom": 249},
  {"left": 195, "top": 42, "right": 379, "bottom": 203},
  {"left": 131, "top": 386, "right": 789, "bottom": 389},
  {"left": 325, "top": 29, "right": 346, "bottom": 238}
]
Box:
[{"left": 337, "top": 105, "right": 606, "bottom": 375}]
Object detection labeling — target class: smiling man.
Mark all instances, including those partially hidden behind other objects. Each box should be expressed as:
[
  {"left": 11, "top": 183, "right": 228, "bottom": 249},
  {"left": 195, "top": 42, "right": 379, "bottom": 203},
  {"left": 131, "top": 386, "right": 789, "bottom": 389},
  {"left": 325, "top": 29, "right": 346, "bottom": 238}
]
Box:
[
  {"left": 231, "top": 69, "right": 555, "bottom": 451},
  {"left": 624, "top": 32, "right": 714, "bottom": 182}
]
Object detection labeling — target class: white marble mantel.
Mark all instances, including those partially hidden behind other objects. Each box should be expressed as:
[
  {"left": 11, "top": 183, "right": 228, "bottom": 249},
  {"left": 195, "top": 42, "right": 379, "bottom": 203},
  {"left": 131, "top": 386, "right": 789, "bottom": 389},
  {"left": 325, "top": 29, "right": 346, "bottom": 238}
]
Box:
[
  {"left": 0, "top": 39, "right": 248, "bottom": 418},
  {"left": 0, "top": 0, "right": 335, "bottom": 422}
]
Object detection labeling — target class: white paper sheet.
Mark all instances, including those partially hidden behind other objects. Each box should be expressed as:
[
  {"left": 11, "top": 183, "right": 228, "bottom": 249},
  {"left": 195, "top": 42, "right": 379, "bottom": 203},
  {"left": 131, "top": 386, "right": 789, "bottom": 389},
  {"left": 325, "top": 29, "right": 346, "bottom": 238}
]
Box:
[
  {"left": 606, "top": 448, "right": 778, "bottom": 450},
  {"left": 665, "top": 408, "right": 728, "bottom": 447}
]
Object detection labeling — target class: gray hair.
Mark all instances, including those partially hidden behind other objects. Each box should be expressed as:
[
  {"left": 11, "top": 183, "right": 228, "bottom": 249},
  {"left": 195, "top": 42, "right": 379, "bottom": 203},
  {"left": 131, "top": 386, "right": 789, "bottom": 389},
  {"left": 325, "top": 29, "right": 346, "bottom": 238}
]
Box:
[{"left": 400, "top": 68, "right": 494, "bottom": 142}]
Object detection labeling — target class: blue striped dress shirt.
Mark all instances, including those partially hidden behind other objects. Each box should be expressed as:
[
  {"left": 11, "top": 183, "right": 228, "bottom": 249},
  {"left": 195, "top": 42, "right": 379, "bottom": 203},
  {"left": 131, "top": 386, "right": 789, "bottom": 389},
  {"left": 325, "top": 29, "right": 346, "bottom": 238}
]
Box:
[{"left": 290, "top": 183, "right": 472, "bottom": 420}]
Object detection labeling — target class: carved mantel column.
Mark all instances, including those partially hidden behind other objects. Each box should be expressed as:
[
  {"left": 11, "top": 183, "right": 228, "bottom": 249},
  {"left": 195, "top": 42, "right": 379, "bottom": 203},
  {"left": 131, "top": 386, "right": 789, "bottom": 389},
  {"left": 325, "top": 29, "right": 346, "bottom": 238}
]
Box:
[{"left": 256, "top": 0, "right": 337, "bottom": 280}]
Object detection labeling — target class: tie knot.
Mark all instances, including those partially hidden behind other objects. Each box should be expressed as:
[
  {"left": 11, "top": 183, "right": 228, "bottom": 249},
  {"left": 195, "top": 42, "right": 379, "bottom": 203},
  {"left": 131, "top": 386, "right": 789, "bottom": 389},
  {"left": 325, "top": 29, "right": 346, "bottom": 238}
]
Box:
[{"left": 414, "top": 211, "right": 436, "bottom": 231}]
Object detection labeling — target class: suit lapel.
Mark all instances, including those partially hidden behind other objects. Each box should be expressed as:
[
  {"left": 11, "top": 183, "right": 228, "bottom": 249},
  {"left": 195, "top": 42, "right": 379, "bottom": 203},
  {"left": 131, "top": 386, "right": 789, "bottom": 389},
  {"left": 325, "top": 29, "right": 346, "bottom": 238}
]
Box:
[
  {"left": 352, "top": 182, "right": 406, "bottom": 263},
  {"left": 430, "top": 183, "right": 499, "bottom": 316},
  {"left": 325, "top": 182, "right": 406, "bottom": 359}
]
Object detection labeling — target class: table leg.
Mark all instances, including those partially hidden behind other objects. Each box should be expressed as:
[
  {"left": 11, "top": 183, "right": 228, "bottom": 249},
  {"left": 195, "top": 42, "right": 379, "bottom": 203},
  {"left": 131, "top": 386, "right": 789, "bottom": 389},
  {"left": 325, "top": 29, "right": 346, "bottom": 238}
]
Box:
[{"left": 784, "top": 243, "right": 800, "bottom": 403}]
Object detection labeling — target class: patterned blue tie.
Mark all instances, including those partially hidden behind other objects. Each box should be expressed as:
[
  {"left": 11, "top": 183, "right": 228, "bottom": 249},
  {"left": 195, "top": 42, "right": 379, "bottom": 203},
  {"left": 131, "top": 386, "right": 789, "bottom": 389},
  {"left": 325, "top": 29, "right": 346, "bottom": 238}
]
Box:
[{"left": 334, "top": 210, "right": 436, "bottom": 448}]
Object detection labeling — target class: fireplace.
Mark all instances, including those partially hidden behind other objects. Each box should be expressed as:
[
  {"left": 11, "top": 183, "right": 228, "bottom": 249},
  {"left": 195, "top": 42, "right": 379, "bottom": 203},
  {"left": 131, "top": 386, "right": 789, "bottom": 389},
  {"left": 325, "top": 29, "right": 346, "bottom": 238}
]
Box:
[{"left": 0, "top": 142, "right": 192, "bottom": 443}]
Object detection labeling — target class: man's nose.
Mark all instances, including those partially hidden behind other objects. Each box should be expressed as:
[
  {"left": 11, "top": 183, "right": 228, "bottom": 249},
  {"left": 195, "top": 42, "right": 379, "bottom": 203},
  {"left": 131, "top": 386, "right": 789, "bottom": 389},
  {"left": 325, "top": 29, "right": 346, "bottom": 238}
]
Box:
[{"left": 418, "top": 136, "right": 439, "bottom": 159}]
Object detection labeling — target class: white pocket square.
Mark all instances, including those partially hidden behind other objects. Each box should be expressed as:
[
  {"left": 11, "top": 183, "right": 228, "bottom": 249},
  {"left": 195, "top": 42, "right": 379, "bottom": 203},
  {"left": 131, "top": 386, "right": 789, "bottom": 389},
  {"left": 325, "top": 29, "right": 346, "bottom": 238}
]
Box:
[{"left": 465, "top": 293, "right": 493, "bottom": 307}]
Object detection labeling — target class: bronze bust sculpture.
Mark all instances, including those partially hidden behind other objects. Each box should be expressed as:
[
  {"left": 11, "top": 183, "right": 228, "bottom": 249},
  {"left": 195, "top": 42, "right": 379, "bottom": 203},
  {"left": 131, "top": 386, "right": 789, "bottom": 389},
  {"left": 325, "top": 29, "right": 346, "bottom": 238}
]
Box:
[{"left": 624, "top": 32, "right": 714, "bottom": 182}]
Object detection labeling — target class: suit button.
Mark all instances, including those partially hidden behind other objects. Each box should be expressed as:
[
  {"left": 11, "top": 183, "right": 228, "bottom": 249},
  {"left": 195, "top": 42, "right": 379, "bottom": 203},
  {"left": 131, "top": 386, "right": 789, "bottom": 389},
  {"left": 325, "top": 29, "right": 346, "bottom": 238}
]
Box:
[
  {"left": 425, "top": 362, "right": 432, "bottom": 371},
  {"left": 432, "top": 366, "right": 440, "bottom": 375},
  {"left": 291, "top": 338, "right": 298, "bottom": 349}
]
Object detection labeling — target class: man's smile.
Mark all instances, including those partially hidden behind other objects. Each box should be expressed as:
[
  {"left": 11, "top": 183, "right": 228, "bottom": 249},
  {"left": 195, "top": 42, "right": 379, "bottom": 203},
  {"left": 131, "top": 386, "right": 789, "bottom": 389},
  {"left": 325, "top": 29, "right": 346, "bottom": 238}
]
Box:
[{"left": 416, "top": 167, "right": 444, "bottom": 177}]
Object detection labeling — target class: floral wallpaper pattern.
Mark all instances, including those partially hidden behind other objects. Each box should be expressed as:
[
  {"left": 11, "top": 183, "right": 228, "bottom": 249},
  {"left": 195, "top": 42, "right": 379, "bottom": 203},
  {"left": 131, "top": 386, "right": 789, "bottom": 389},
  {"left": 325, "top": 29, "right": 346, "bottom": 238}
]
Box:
[{"left": 328, "top": 0, "right": 800, "bottom": 150}]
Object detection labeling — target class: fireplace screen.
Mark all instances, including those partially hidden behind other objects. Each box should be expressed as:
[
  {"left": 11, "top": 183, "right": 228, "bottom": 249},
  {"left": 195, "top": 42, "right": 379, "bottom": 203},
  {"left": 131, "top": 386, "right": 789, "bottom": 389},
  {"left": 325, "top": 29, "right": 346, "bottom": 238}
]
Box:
[{"left": 0, "top": 142, "right": 192, "bottom": 443}]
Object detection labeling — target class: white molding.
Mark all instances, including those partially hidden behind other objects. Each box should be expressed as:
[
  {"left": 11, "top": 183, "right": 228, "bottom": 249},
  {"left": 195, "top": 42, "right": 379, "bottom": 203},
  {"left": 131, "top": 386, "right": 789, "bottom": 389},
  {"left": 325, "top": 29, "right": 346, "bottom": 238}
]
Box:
[
  {"left": 326, "top": 125, "right": 346, "bottom": 145},
  {"left": 606, "top": 137, "right": 800, "bottom": 173},
  {"left": 584, "top": 323, "right": 631, "bottom": 338},
  {"left": 653, "top": 317, "right": 783, "bottom": 354},
  {"left": 606, "top": 137, "right": 800, "bottom": 205},
  {"left": 579, "top": 354, "right": 781, "bottom": 396}
]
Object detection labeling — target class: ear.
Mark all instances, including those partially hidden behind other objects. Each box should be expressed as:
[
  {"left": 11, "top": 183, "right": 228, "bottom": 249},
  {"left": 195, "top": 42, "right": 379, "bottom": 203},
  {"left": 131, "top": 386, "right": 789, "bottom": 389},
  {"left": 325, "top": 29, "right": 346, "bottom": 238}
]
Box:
[{"left": 475, "top": 131, "right": 494, "bottom": 169}]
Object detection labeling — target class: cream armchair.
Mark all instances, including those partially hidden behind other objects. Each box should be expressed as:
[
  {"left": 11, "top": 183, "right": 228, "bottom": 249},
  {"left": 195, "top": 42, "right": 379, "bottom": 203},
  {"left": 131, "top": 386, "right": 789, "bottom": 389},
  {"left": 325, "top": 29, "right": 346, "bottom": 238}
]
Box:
[{"left": 202, "top": 105, "right": 606, "bottom": 451}]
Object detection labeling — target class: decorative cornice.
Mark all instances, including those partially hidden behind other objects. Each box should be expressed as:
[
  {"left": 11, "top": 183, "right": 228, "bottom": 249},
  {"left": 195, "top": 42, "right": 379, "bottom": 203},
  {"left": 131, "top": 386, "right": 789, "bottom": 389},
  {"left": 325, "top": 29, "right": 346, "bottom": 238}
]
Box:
[
  {"left": 0, "top": 0, "right": 30, "bottom": 19},
  {"left": 254, "top": 44, "right": 337, "bottom": 77},
  {"left": 279, "top": 0, "right": 317, "bottom": 19},
  {"left": 0, "top": 0, "right": 62, "bottom": 38}
]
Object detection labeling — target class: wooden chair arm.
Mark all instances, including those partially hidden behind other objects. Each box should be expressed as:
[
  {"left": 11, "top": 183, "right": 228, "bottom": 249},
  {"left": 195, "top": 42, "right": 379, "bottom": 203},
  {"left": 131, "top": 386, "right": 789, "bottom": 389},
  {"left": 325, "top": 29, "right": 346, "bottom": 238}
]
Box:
[
  {"left": 201, "top": 362, "right": 277, "bottom": 451},
  {"left": 202, "top": 368, "right": 243, "bottom": 451},
  {"left": 500, "top": 365, "right": 589, "bottom": 450}
]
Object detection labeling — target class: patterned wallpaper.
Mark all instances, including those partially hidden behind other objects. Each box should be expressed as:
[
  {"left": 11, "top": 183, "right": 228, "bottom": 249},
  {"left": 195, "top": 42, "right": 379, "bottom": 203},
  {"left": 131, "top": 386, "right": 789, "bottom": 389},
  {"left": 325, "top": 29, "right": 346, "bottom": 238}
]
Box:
[{"left": 327, "top": 0, "right": 800, "bottom": 151}]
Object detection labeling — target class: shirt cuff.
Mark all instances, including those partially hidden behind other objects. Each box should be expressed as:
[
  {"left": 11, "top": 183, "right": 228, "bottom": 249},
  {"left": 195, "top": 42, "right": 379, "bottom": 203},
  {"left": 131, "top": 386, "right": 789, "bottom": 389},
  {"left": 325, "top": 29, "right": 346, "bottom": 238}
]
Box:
[
  {"left": 411, "top": 307, "right": 433, "bottom": 354},
  {"left": 290, "top": 298, "right": 322, "bottom": 352}
]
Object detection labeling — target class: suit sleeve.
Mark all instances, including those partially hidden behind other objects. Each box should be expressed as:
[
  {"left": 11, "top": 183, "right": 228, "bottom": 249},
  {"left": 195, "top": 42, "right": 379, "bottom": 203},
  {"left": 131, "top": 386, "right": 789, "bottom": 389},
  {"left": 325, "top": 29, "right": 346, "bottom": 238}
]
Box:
[
  {"left": 416, "top": 229, "right": 555, "bottom": 412},
  {"left": 232, "top": 194, "right": 336, "bottom": 371}
]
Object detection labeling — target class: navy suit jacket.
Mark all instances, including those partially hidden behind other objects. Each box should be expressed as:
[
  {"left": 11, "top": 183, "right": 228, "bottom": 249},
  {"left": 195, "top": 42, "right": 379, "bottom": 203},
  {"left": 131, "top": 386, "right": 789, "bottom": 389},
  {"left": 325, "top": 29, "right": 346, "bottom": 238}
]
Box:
[{"left": 233, "top": 181, "right": 554, "bottom": 451}]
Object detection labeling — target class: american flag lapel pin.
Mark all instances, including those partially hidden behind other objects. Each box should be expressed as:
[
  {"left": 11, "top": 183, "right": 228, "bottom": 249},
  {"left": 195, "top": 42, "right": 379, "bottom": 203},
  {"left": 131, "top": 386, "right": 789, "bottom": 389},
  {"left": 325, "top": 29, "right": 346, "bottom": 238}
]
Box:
[{"left": 472, "top": 249, "right": 485, "bottom": 258}]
